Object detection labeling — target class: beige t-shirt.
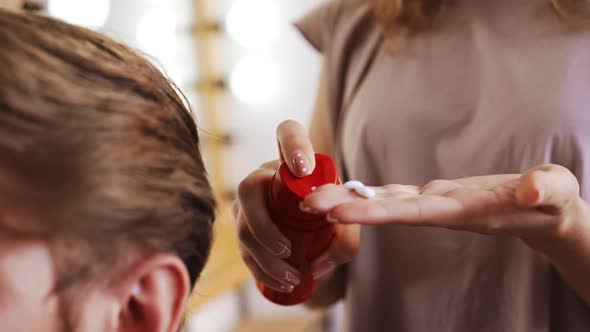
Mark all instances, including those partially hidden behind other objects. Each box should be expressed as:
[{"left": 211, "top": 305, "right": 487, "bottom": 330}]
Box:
[{"left": 296, "top": 0, "right": 590, "bottom": 331}]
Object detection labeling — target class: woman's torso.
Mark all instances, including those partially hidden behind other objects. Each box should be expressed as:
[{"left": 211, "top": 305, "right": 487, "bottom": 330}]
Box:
[{"left": 339, "top": 1, "right": 590, "bottom": 331}]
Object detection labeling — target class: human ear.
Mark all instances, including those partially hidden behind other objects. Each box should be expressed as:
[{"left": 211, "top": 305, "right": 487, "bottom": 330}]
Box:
[{"left": 114, "top": 254, "right": 190, "bottom": 332}]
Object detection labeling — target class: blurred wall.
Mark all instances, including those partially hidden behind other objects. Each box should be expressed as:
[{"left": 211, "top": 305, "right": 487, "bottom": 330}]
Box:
[{"left": 216, "top": 0, "right": 323, "bottom": 189}]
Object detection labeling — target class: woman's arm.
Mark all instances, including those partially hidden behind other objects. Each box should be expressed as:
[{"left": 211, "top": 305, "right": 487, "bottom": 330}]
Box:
[
  {"left": 533, "top": 198, "right": 590, "bottom": 305},
  {"left": 301, "top": 163, "right": 590, "bottom": 306},
  {"left": 305, "top": 265, "right": 347, "bottom": 309}
]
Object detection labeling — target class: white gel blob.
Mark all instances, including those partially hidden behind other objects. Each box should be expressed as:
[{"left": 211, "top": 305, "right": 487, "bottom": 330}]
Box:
[
  {"left": 343, "top": 180, "right": 375, "bottom": 199},
  {"left": 354, "top": 186, "right": 376, "bottom": 199},
  {"left": 343, "top": 180, "right": 365, "bottom": 190}
]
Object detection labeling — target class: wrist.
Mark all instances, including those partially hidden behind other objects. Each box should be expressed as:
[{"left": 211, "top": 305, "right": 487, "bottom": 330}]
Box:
[
  {"left": 526, "top": 197, "right": 589, "bottom": 257},
  {"left": 305, "top": 265, "right": 346, "bottom": 310}
]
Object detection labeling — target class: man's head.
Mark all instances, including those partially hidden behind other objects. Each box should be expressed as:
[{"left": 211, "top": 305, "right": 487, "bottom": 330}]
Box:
[{"left": 0, "top": 9, "right": 215, "bottom": 331}]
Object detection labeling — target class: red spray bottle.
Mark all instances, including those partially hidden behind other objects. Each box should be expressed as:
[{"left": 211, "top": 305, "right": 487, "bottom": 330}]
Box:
[{"left": 257, "top": 153, "right": 340, "bottom": 305}]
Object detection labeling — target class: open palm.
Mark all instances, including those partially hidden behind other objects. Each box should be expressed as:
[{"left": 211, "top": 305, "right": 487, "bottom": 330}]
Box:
[{"left": 302, "top": 164, "right": 581, "bottom": 242}]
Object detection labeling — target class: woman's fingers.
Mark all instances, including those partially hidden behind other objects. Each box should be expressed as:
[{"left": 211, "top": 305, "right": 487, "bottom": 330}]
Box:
[
  {"left": 276, "top": 120, "right": 316, "bottom": 177},
  {"left": 237, "top": 212, "right": 301, "bottom": 289},
  {"left": 318, "top": 184, "right": 501, "bottom": 225},
  {"left": 302, "top": 183, "right": 420, "bottom": 215},
  {"left": 453, "top": 174, "right": 520, "bottom": 190},
  {"left": 238, "top": 168, "right": 291, "bottom": 257},
  {"left": 235, "top": 157, "right": 309, "bottom": 292},
  {"left": 301, "top": 184, "right": 357, "bottom": 213},
  {"left": 239, "top": 247, "right": 297, "bottom": 293},
  {"left": 326, "top": 194, "right": 465, "bottom": 225},
  {"left": 297, "top": 167, "right": 581, "bottom": 239}
]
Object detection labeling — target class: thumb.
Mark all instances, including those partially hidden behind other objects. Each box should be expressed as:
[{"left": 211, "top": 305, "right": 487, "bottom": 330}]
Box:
[
  {"left": 276, "top": 120, "right": 316, "bottom": 177},
  {"left": 516, "top": 164, "right": 580, "bottom": 210}
]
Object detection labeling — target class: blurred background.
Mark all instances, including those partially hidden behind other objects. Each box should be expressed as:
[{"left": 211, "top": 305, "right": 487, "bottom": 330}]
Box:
[{"left": 0, "top": 0, "right": 341, "bottom": 331}]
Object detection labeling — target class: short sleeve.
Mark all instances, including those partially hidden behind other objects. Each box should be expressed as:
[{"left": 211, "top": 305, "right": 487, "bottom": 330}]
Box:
[{"left": 293, "top": 1, "right": 343, "bottom": 53}]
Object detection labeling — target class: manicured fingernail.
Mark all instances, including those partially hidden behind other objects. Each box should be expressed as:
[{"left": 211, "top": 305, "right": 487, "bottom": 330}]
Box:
[
  {"left": 270, "top": 240, "right": 291, "bottom": 257},
  {"left": 283, "top": 271, "right": 301, "bottom": 286},
  {"left": 326, "top": 214, "right": 339, "bottom": 223},
  {"left": 278, "top": 284, "right": 295, "bottom": 293},
  {"left": 536, "top": 188, "right": 544, "bottom": 204},
  {"left": 312, "top": 260, "right": 336, "bottom": 279},
  {"left": 132, "top": 284, "right": 141, "bottom": 296},
  {"left": 292, "top": 150, "right": 312, "bottom": 177}
]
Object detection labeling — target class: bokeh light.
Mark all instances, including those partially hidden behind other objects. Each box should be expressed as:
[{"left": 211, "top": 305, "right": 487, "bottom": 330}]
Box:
[
  {"left": 48, "top": 0, "right": 110, "bottom": 29},
  {"left": 225, "top": 0, "right": 283, "bottom": 49},
  {"left": 136, "top": 6, "right": 179, "bottom": 58},
  {"left": 230, "top": 55, "right": 282, "bottom": 106}
]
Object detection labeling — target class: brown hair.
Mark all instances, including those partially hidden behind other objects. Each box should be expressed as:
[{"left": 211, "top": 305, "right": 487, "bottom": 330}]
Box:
[
  {"left": 373, "top": 0, "right": 590, "bottom": 36},
  {"left": 0, "top": 7, "right": 215, "bottom": 317}
]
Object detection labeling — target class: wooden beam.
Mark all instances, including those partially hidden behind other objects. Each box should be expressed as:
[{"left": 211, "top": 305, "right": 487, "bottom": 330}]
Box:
[{"left": 187, "top": 0, "right": 250, "bottom": 316}]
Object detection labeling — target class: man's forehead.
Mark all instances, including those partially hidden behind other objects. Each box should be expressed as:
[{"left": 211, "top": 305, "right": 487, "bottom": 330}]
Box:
[
  {"left": 0, "top": 231, "right": 57, "bottom": 307},
  {"left": 0, "top": 170, "right": 54, "bottom": 292}
]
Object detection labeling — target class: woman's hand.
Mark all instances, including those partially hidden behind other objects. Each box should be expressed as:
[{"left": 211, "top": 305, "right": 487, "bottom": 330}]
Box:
[
  {"left": 234, "top": 120, "right": 359, "bottom": 294},
  {"left": 302, "top": 164, "right": 586, "bottom": 250}
]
